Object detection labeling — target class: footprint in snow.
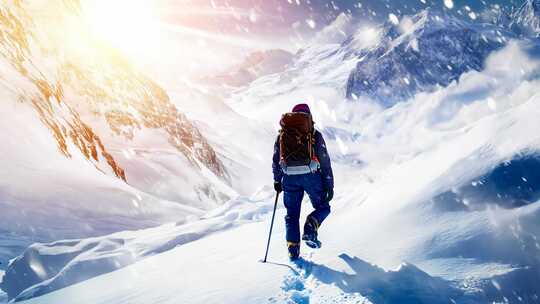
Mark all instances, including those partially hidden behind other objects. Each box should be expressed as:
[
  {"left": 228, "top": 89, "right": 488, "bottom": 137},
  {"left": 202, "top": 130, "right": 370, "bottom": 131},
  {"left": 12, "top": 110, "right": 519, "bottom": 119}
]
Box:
[{"left": 271, "top": 254, "right": 370, "bottom": 304}]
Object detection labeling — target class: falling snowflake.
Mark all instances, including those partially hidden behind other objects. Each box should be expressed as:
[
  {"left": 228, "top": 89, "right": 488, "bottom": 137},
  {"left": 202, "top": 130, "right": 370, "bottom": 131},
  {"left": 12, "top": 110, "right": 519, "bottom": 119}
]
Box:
[
  {"left": 487, "top": 98, "right": 497, "bottom": 111},
  {"left": 443, "top": 0, "right": 454, "bottom": 9},
  {"left": 388, "top": 13, "right": 399, "bottom": 25},
  {"left": 249, "top": 9, "right": 258, "bottom": 23},
  {"left": 306, "top": 19, "right": 316, "bottom": 29},
  {"left": 410, "top": 38, "right": 419, "bottom": 52}
]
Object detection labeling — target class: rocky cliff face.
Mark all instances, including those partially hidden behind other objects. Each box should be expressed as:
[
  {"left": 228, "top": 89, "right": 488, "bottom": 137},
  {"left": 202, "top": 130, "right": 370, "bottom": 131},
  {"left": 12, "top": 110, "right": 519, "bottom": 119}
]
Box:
[{"left": 0, "top": 1, "right": 226, "bottom": 183}]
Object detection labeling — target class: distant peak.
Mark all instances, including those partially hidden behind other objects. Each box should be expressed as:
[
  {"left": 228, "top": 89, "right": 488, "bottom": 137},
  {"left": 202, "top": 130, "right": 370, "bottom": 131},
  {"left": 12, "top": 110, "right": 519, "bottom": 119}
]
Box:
[{"left": 511, "top": 0, "right": 540, "bottom": 37}]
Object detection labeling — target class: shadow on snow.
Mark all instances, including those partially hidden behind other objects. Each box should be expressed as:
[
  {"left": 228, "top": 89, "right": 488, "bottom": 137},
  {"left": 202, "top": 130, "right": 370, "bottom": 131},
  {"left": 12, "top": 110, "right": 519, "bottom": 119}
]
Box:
[{"left": 293, "top": 254, "right": 540, "bottom": 304}]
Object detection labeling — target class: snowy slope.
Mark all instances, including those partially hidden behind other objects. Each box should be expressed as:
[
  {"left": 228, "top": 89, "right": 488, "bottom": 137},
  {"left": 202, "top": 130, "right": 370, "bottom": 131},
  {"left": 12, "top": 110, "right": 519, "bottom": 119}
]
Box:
[
  {"left": 0, "top": 191, "right": 276, "bottom": 301},
  {"left": 13, "top": 93, "right": 540, "bottom": 301},
  {"left": 4, "top": 4, "right": 540, "bottom": 304},
  {"left": 0, "top": 0, "right": 271, "bottom": 270},
  {"left": 6, "top": 24, "right": 540, "bottom": 303},
  {"left": 0, "top": 90, "right": 201, "bottom": 267},
  {"left": 159, "top": 79, "right": 276, "bottom": 197}
]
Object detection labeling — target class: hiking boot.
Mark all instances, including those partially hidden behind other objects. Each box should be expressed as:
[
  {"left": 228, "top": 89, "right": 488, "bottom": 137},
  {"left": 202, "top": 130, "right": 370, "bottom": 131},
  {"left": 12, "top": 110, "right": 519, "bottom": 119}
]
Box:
[
  {"left": 302, "top": 216, "right": 322, "bottom": 249},
  {"left": 287, "top": 242, "right": 300, "bottom": 261},
  {"left": 302, "top": 233, "right": 322, "bottom": 249}
]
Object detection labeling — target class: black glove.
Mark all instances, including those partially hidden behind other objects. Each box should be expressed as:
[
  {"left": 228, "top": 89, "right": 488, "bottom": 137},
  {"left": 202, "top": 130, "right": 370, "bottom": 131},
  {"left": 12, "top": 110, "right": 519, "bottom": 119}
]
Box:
[
  {"left": 325, "top": 188, "right": 334, "bottom": 202},
  {"left": 274, "top": 181, "right": 282, "bottom": 193}
]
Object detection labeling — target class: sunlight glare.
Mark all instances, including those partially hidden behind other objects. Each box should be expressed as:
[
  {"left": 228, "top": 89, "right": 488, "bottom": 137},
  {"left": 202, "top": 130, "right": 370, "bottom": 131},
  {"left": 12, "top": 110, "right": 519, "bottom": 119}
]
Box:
[{"left": 82, "top": 0, "right": 162, "bottom": 61}]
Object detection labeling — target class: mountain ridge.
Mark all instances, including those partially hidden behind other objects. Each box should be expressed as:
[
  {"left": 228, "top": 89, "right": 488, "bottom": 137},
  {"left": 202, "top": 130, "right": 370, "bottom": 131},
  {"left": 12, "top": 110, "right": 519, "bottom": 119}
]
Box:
[{"left": 345, "top": 8, "right": 511, "bottom": 106}]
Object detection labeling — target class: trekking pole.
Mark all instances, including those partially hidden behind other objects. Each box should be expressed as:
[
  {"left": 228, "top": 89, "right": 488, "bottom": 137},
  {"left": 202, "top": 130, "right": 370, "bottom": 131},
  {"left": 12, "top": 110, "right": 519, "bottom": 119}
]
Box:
[{"left": 262, "top": 192, "right": 280, "bottom": 263}]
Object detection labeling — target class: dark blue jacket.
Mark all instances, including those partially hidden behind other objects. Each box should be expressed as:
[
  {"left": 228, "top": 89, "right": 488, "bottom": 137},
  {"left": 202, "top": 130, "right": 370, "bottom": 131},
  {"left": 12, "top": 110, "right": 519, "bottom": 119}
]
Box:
[{"left": 272, "top": 130, "right": 334, "bottom": 189}]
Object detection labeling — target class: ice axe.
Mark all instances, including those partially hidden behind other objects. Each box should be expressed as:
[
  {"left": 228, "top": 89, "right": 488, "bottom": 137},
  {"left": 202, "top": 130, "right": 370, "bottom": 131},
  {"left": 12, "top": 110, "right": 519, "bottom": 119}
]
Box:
[{"left": 261, "top": 191, "right": 280, "bottom": 263}]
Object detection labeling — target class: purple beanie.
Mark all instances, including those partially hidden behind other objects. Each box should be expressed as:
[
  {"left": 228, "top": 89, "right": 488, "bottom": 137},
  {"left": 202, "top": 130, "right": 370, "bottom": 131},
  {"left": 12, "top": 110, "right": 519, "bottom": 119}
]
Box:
[{"left": 292, "top": 103, "right": 311, "bottom": 114}]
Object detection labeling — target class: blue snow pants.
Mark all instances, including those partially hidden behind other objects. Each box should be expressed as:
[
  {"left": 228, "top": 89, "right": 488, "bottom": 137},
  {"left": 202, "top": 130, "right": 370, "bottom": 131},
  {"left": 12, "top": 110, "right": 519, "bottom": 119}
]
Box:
[{"left": 283, "top": 171, "right": 331, "bottom": 244}]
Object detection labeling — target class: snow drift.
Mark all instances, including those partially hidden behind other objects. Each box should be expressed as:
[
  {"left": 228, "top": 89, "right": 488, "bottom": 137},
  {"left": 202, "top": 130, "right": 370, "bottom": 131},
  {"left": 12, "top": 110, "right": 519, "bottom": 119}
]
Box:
[{"left": 0, "top": 191, "right": 276, "bottom": 301}]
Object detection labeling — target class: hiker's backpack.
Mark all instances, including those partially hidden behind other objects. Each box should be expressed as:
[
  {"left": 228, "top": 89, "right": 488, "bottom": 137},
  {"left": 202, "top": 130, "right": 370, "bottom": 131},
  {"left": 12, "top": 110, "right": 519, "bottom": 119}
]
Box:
[{"left": 279, "top": 112, "right": 320, "bottom": 175}]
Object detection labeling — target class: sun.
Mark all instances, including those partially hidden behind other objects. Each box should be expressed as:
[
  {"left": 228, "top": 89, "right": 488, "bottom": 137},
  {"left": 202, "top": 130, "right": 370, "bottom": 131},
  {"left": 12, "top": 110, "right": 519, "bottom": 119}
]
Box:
[{"left": 81, "top": 0, "right": 162, "bottom": 60}]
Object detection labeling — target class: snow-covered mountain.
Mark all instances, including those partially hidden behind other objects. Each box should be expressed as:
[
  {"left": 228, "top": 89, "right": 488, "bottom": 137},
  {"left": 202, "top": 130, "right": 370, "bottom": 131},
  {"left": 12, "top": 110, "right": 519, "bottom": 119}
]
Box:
[
  {"left": 202, "top": 49, "right": 294, "bottom": 88},
  {"left": 1, "top": 1, "right": 226, "bottom": 182},
  {"left": 3, "top": 2, "right": 540, "bottom": 304},
  {"left": 344, "top": 1, "right": 540, "bottom": 107},
  {"left": 345, "top": 9, "right": 511, "bottom": 106},
  {"left": 510, "top": 0, "right": 540, "bottom": 38},
  {"left": 0, "top": 0, "right": 265, "bottom": 269}
]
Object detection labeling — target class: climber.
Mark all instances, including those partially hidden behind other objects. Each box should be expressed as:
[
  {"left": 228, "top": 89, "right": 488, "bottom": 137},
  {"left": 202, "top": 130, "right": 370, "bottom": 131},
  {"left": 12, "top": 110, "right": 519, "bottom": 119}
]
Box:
[{"left": 272, "top": 103, "right": 334, "bottom": 261}]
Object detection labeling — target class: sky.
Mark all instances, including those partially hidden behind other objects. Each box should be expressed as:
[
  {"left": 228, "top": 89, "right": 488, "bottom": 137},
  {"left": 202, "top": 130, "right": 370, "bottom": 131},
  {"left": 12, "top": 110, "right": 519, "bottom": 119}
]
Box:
[
  {"left": 102, "top": 0, "right": 530, "bottom": 81},
  {"left": 158, "top": 0, "right": 526, "bottom": 40}
]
